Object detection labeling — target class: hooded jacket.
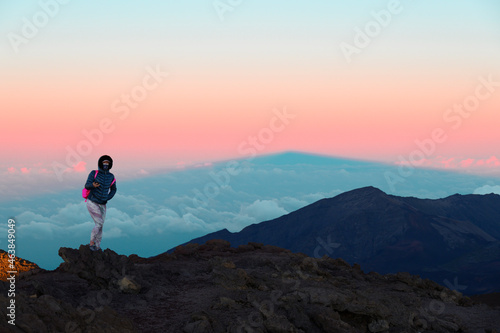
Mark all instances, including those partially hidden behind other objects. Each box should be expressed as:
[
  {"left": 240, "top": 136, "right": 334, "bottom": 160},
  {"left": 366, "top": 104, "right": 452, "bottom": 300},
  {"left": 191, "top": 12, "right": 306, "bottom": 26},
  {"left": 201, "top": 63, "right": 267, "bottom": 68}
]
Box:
[{"left": 84, "top": 155, "right": 117, "bottom": 204}]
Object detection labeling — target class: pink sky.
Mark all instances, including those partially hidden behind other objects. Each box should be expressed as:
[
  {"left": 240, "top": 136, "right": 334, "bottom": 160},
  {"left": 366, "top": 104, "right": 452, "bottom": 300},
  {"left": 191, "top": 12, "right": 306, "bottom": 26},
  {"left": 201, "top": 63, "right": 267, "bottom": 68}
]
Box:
[
  {"left": 1, "top": 1, "right": 500, "bottom": 190},
  {"left": 2, "top": 70, "right": 499, "bottom": 169}
]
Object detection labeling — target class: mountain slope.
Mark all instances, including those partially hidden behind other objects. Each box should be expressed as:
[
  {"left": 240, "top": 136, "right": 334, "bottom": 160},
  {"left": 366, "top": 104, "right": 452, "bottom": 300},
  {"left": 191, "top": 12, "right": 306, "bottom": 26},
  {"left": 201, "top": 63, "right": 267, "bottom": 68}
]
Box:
[{"left": 175, "top": 186, "right": 500, "bottom": 294}]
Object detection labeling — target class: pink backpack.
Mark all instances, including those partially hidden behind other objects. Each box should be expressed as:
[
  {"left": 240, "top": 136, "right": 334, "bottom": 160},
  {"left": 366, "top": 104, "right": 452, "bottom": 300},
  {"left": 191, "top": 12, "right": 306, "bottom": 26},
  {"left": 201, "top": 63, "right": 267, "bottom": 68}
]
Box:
[{"left": 82, "top": 171, "right": 116, "bottom": 202}]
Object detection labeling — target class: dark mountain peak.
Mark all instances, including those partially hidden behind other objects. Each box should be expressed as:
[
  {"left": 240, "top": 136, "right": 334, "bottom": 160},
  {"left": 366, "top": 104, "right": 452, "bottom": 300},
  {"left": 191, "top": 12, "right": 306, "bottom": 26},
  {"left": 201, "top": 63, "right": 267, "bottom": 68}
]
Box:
[
  {"left": 323, "top": 186, "right": 395, "bottom": 210},
  {"left": 339, "top": 186, "right": 387, "bottom": 198},
  {"left": 309, "top": 187, "right": 389, "bottom": 209}
]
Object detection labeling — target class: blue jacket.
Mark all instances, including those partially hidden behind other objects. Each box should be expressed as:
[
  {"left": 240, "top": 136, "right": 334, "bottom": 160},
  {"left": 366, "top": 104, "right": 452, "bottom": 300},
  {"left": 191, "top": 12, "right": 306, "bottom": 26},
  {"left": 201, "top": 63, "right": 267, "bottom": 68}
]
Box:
[{"left": 85, "top": 167, "right": 117, "bottom": 204}]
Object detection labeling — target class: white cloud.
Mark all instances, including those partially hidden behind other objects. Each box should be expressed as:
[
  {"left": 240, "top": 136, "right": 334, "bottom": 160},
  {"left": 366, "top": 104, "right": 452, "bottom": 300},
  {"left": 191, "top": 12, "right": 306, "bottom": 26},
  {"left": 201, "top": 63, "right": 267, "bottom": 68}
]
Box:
[
  {"left": 278, "top": 196, "right": 309, "bottom": 212},
  {"left": 178, "top": 213, "right": 214, "bottom": 232},
  {"left": 66, "top": 221, "right": 94, "bottom": 235},
  {"left": 108, "top": 195, "right": 153, "bottom": 217},
  {"left": 241, "top": 200, "right": 288, "bottom": 222},
  {"left": 51, "top": 202, "right": 90, "bottom": 225},
  {"left": 17, "top": 221, "right": 59, "bottom": 240},
  {"left": 339, "top": 169, "right": 349, "bottom": 175},
  {"left": 16, "top": 210, "right": 52, "bottom": 224},
  {"left": 231, "top": 215, "right": 258, "bottom": 232},
  {"left": 73, "top": 161, "right": 87, "bottom": 172},
  {"left": 138, "top": 169, "right": 149, "bottom": 175},
  {"left": 473, "top": 185, "right": 500, "bottom": 195},
  {"left": 103, "top": 227, "right": 127, "bottom": 239},
  {"left": 302, "top": 190, "right": 342, "bottom": 202}
]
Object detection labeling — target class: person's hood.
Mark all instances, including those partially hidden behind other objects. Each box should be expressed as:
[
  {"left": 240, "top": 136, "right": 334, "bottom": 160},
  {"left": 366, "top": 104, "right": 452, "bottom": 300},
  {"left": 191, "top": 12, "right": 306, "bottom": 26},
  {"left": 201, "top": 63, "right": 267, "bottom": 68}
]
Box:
[{"left": 98, "top": 155, "right": 113, "bottom": 170}]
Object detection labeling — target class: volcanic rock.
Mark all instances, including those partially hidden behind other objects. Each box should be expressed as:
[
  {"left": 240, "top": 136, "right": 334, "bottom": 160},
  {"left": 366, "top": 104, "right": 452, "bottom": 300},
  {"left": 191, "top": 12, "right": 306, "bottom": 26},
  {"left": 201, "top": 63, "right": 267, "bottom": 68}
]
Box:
[
  {"left": 0, "top": 242, "right": 498, "bottom": 332},
  {"left": 0, "top": 250, "right": 40, "bottom": 281}
]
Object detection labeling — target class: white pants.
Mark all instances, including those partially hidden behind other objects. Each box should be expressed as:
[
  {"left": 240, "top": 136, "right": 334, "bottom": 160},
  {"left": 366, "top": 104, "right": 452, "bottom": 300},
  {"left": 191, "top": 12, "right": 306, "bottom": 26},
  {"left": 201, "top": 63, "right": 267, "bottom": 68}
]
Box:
[{"left": 87, "top": 200, "right": 106, "bottom": 248}]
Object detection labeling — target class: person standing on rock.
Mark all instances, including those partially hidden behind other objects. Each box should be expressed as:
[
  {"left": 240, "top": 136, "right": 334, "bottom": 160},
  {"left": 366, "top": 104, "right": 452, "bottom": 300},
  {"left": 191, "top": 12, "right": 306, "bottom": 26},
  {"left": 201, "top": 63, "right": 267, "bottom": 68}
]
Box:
[{"left": 84, "top": 155, "right": 117, "bottom": 251}]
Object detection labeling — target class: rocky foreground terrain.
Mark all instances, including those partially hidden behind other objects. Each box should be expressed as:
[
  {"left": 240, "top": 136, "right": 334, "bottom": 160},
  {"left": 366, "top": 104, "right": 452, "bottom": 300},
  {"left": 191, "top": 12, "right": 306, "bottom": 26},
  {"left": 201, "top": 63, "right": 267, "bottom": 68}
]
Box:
[
  {"left": 0, "top": 250, "right": 40, "bottom": 281},
  {"left": 1, "top": 240, "right": 499, "bottom": 332}
]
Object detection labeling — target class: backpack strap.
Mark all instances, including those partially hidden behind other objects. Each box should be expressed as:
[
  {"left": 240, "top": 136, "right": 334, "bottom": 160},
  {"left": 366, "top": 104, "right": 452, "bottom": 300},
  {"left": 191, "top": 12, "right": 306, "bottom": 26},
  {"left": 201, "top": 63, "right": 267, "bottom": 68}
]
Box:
[
  {"left": 111, "top": 177, "right": 116, "bottom": 186},
  {"left": 84, "top": 171, "right": 99, "bottom": 202}
]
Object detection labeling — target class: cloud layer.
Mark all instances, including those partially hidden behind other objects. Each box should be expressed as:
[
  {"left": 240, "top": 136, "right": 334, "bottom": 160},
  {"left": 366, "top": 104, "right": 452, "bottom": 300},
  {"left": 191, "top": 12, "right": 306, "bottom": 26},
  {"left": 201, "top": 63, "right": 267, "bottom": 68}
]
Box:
[{"left": 2, "top": 153, "right": 500, "bottom": 270}]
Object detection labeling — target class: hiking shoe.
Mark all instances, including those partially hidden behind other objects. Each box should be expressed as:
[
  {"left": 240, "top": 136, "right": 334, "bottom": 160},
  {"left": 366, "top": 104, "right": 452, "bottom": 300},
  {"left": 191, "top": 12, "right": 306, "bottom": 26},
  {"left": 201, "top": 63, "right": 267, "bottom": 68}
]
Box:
[{"left": 89, "top": 245, "right": 97, "bottom": 251}]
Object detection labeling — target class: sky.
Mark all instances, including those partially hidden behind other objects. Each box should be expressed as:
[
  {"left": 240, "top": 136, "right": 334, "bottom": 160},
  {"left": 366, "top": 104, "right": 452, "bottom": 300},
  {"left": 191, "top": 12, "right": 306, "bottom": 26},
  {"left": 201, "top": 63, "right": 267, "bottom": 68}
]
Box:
[
  {"left": 1, "top": 0, "right": 500, "bottom": 199},
  {"left": 1, "top": 1, "right": 500, "bottom": 268}
]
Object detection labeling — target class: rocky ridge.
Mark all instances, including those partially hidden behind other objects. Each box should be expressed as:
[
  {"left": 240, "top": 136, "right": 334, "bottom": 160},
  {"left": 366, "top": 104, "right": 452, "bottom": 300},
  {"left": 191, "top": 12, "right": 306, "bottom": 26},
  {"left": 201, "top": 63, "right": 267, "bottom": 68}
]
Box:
[{"left": 0, "top": 240, "right": 499, "bottom": 332}]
